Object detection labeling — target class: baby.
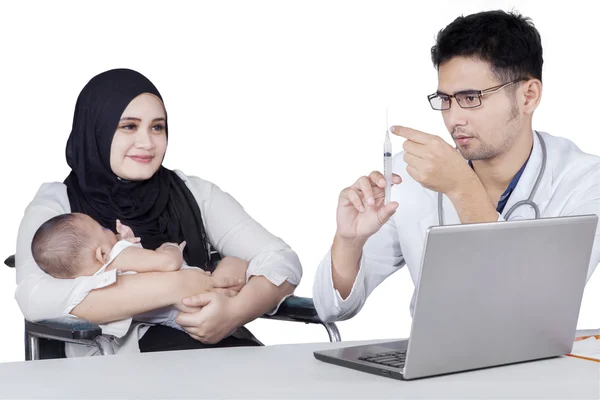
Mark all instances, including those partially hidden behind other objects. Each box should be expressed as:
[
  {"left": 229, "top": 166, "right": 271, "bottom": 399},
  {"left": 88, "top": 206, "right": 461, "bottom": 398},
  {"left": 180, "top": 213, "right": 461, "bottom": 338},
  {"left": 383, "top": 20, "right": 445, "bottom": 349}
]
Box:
[
  {"left": 30, "top": 212, "right": 248, "bottom": 343},
  {"left": 31, "top": 212, "right": 247, "bottom": 289}
]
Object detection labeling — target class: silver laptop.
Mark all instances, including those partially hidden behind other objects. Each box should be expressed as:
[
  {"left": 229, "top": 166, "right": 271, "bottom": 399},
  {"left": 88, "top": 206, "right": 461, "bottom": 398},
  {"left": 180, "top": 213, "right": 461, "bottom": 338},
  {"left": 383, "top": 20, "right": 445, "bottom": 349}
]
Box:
[{"left": 314, "top": 215, "right": 598, "bottom": 380}]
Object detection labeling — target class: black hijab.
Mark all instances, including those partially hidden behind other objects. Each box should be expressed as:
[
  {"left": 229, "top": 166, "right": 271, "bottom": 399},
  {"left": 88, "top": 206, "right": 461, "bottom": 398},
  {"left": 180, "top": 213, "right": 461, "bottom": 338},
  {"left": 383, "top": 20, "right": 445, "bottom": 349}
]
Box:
[{"left": 64, "top": 68, "right": 210, "bottom": 270}]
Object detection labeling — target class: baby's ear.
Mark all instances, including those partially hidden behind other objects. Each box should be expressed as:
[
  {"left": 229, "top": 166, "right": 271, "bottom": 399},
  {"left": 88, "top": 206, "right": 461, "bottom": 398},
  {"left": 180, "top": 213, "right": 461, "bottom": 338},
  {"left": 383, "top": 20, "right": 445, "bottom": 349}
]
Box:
[{"left": 95, "top": 247, "right": 109, "bottom": 264}]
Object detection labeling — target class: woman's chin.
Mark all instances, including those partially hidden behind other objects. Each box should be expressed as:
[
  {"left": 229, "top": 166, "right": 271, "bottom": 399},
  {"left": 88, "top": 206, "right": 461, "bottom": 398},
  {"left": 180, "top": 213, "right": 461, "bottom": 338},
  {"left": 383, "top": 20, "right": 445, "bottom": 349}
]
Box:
[{"left": 115, "top": 166, "right": 160, "bottom": 181}]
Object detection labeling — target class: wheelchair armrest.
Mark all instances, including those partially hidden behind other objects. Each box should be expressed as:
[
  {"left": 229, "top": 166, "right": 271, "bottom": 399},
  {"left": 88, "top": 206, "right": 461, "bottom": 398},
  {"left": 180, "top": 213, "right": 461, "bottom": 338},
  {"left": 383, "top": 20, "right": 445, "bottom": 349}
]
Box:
[
  {"left": 26, "top": 317, "right": 102, "bottom": 341},
  {"left": 262, "top": 295, "right": 322, "bottom": 324},
  {"left": 4, "top": 254, "right": 15, "bottom": 268}
]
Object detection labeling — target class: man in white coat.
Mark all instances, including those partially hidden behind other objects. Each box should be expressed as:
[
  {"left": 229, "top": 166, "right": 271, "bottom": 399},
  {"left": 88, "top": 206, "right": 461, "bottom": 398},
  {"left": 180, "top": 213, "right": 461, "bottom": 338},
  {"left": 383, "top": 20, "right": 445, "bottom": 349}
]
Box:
[{"left": 313, "top": 10, "right": 600, "bottom": 322}]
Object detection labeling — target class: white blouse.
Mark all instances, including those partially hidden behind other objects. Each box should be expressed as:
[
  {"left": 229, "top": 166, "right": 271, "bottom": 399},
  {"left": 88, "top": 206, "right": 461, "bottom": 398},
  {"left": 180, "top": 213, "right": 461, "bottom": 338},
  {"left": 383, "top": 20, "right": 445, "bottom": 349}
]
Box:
[{"left": 14, "top": 170, "right": 302, "bottom": 355}]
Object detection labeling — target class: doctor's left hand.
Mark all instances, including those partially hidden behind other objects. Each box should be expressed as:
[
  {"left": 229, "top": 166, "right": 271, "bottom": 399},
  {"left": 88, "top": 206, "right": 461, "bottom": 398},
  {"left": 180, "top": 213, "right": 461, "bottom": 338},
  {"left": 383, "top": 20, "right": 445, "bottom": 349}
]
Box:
[
  {"left": 176, "top": 292, "right": 242, "bottom": 344},
  {"left": 391, "top": 125, "right": 477, "bottom": 195}
]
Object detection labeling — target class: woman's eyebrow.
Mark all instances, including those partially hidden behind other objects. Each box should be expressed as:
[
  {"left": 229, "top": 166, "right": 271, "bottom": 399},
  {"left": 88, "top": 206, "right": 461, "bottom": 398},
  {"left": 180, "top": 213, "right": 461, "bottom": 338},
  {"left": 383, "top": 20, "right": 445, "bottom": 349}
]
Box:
[{"left": 119, "top": 117, "right": 165, "bottom": 122}]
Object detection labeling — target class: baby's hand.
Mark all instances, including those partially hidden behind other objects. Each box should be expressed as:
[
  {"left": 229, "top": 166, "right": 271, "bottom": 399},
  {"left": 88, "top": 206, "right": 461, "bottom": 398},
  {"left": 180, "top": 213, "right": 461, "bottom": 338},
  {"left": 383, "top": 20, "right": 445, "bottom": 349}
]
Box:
[
  {"left": 116, "top": 219, "right": 140, "bottom": 243},
  {"left": 157, "top": 241, "right": 187, "bottom": 253},
  {"left": 156, "top": 241, "right": 186, "bottom": 271},
  {"left": 209, "top": 256, "right": 249, "bottom": 295}
]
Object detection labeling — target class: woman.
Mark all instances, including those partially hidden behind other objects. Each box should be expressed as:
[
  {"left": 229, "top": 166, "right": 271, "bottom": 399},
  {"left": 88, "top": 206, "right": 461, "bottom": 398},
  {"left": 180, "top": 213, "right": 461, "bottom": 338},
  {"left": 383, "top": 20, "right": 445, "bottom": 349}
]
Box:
[{"left": 14, "top": 68, "right": 302, "bottom": 356}]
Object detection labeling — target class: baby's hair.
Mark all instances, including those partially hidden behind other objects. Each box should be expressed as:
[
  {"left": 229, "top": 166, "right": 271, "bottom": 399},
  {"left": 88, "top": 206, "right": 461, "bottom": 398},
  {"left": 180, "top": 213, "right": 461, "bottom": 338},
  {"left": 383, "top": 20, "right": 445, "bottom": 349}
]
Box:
[{"left": 31, "top": 213, "right": 90, "bottom": 278}]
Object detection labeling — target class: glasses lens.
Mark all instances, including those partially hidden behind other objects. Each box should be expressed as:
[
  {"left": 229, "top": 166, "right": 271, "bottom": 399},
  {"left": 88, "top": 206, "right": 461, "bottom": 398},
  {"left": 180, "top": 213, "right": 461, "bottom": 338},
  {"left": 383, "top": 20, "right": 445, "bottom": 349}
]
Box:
[
  {"left": 455, "top": 93, "right": 482, "bottom": 109},
  {"left": 429, "top": 95, "right": 449, "bottom": 110}
]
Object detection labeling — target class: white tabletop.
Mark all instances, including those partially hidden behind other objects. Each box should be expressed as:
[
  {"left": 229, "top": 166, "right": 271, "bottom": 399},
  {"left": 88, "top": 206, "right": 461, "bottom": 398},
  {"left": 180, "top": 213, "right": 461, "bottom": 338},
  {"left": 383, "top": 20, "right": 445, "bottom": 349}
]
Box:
[{"left": 0, "top": 338, "right": 598, "bottom": 399}]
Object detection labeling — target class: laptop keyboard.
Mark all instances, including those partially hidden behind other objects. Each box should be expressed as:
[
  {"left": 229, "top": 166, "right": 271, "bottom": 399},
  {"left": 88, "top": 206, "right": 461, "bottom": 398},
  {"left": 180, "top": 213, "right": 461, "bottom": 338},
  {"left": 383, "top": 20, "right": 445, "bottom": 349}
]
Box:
[{"left": 358, "top": 350, "right": 407, "bottom": 369}]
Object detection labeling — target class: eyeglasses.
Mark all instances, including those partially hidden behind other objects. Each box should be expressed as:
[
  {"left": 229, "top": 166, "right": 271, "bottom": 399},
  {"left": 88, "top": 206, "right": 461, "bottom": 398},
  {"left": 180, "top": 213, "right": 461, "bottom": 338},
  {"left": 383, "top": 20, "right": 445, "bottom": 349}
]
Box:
[{"left": 427, "top": 77, "right": 530, "bottom": 111}]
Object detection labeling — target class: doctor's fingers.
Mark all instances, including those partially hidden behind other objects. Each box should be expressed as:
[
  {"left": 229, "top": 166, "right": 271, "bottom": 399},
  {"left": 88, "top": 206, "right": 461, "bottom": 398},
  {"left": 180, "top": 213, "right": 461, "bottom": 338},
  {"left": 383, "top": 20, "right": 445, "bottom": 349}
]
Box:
[
  {"left": 402, "top": 140, "right": 426, "bottom": 157},
  {"left": 377, "top": 201, "right": 400, "bottom": 225},
  {"left": 341, "top": 187, "right": 366, "bottom": 212},
  {"left": 367, "top": 171, "right": 385, "bottom": 186},
  {"left": 405, "top": 165, "right": 423, "bottom": 184},
  {"left": 365, "top": 170, "right": 402, "bottom": 188},
  {"left": 403, "top": 152, "right": 427, "bottom": 170},
  {"left": 351, "top": 175, "right": 377, "bottom": 206},
  {"left": 352, "top": 171, "right": 401, "bottom": 191}
]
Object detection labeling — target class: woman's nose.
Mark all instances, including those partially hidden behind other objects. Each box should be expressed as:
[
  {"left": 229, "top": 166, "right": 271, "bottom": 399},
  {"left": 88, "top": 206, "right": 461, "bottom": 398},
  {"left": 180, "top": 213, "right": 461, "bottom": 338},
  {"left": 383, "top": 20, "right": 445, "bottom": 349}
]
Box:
[{"left": 134, "top": 129, "right": 155, "bottom": 149}]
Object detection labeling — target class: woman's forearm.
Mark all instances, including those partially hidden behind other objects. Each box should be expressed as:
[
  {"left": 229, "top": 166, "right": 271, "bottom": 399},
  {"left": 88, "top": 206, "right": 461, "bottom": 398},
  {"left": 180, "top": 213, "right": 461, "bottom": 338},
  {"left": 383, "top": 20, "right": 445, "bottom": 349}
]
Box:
[
  {"left": 230, "top": 276, "right": 295, "bottom": 325},
  {"left": 70, "top": 269, "right": 213, "bottom": 324}
]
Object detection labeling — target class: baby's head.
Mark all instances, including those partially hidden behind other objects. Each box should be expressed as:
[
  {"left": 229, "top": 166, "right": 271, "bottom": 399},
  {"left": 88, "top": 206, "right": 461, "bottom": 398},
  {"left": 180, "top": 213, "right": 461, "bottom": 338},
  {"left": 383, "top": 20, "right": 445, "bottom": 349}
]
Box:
[{"left": 31, "top": 213, "right": 119, "bottom": 278}]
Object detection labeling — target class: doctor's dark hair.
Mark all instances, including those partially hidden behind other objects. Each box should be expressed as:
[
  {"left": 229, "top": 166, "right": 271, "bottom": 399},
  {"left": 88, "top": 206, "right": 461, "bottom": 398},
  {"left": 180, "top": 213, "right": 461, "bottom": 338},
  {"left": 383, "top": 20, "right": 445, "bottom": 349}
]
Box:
[
  {"left": 31, "top": 213, "right": 90, "bottom": 279},
  {"left": 431, "top": 10, "right": 543, "bottom": 84}
]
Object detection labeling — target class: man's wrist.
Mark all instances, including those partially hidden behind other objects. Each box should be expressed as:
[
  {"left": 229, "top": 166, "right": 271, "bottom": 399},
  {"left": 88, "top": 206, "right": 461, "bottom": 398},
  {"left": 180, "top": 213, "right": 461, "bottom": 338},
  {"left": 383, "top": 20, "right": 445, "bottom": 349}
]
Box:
[
  {"left": 446, "top": 176, "right": 498, "bottom": 224},
  {"left": 333, "top": 233, "right": 367, "bottom": 253},
  {"left": 446, "top": 175, "right": 480, "bottom": 202},
  {"left": 331, "top": 233, "right": 364, "bottom": 289}
]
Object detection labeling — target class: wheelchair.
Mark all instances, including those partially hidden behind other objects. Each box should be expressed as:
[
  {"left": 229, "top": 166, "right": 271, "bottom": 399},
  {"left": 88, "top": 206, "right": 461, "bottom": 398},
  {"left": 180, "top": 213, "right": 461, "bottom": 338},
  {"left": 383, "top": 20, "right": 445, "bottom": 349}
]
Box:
[{"left": 4, "top": 253, "right": 340, "bottom": 360}]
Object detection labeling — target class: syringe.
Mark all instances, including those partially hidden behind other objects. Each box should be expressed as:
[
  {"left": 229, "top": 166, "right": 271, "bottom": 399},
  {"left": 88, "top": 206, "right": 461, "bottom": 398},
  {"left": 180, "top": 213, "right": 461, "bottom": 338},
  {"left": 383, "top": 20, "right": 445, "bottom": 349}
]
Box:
[{"left": 384, "top": 129, "right": 392, "bottom": 204}]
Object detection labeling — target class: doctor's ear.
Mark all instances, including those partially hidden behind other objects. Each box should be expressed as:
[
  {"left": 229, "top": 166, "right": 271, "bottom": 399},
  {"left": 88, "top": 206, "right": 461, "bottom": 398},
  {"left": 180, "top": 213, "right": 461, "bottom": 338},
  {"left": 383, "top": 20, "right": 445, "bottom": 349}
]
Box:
[
  {"left": 521, "top": 78, "right": 542, "bottom": 115},
  {"left": 95, "top": 247, "right": 109, "bottom": 264}
]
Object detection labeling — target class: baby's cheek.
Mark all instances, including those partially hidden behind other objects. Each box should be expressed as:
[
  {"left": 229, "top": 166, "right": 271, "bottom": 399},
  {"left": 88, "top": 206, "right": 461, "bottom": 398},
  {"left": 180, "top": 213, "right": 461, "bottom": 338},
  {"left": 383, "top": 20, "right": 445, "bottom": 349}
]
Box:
[{"left": 107, "top": 231, "right": 119, "bottom": 246}]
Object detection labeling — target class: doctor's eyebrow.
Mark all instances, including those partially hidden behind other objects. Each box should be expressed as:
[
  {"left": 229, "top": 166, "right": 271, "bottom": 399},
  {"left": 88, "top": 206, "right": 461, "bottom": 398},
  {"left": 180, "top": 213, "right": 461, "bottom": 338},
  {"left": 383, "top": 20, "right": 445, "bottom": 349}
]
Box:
[{"left": 436, "top": 89, "right": 479, "bottom": 96}]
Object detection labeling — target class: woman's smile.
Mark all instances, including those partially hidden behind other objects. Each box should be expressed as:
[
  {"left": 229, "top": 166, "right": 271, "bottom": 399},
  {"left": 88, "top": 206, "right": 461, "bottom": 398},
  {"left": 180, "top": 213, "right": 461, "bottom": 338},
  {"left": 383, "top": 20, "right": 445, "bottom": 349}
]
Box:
[{"left": 127, "top": 154, "right": 154, "bottom": 164}]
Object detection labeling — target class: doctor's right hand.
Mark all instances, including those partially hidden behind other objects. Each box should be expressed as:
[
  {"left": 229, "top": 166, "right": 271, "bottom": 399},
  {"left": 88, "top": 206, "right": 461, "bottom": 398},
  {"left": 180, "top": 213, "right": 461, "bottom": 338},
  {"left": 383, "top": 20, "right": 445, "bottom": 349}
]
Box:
[{"left": 336, "top": 171, "right": 401, "bottom": 243}]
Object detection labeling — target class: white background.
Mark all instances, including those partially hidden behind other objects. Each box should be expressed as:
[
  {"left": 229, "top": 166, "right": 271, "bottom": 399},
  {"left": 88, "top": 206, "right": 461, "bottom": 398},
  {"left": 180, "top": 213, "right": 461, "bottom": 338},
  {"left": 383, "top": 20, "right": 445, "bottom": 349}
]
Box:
[{"left": 0, "top": 0, "right": 598, "bottom": 363}]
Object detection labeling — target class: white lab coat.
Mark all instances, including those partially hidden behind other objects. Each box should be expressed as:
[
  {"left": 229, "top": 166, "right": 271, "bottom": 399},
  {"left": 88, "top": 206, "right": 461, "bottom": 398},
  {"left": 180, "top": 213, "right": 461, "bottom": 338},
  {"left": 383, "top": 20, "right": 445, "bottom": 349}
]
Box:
[{"left": 313, "top": 130, "right": 600, "bottom": 322}]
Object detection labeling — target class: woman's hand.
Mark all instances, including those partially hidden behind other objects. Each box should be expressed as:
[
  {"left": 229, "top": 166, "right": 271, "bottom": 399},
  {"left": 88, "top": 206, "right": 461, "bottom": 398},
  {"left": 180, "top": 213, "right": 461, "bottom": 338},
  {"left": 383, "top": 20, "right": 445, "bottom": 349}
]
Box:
[
  {"left": 176, "top": 267, "right": 214, "bottom": 301},
  {"left": 176, "top": 293, "right": 242, "bottom": 344},
  {"left": 173, "top": 267, "right": 240, "bottom": 312}
]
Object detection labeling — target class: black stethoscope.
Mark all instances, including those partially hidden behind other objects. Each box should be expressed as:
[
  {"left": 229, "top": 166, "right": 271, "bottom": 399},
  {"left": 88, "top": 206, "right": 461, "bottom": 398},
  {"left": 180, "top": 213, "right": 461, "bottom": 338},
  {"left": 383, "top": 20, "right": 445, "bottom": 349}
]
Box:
[{"left": 437, "top": 131, "right": 547, "bottom": 225}]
